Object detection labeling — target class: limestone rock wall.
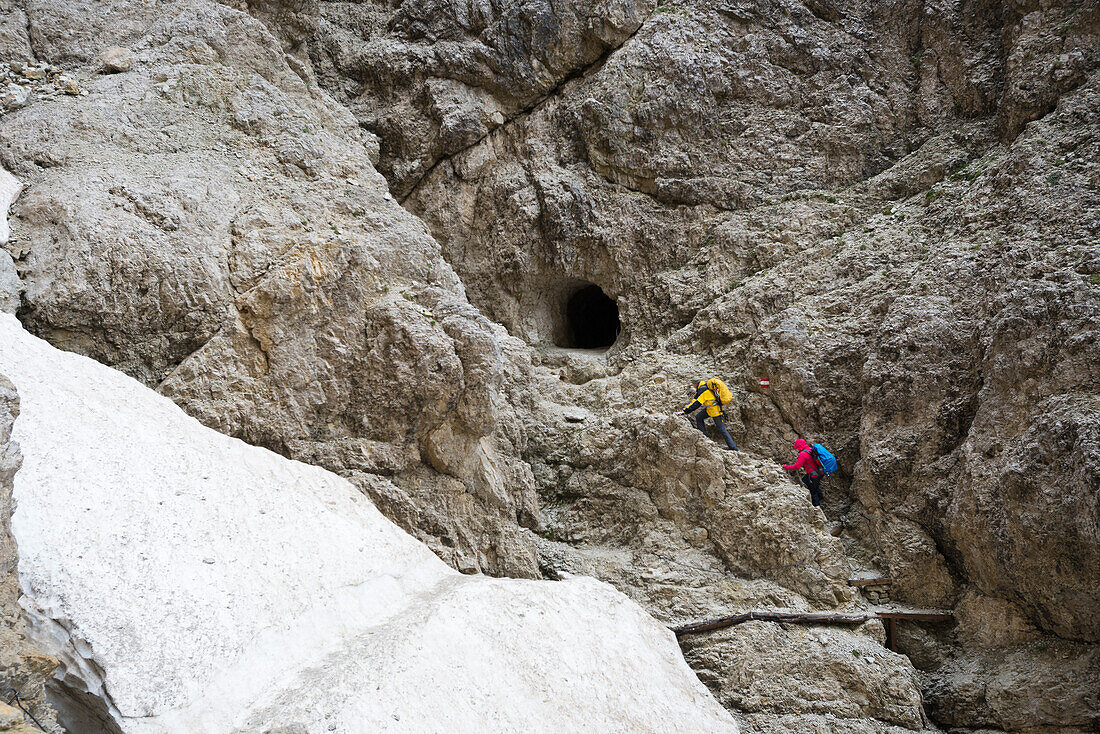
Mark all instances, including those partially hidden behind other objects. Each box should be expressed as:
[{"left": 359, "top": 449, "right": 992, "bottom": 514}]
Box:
[
  {"left": 0, "top": 0, "right": 1097, "bottom": 731},
  {"left": 387, "top": 1, "right": 1100, "bottom": 729},
  {"left": 0, "top": 0, "right": 539, "bottom": 578},
  {"left": 403, "top": 0, "right": 1098, "bottom": 349},
  {"left": 306, "top": 0, "right": 658, "bottom": 197}
]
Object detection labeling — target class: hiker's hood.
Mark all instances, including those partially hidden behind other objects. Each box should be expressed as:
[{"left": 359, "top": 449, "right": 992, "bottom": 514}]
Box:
[{"left": 794, "top": 439, "right": 810, "bottom": 452}]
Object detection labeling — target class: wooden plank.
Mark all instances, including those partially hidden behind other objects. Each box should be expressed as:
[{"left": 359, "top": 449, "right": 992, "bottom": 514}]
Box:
[
  {"left": 671, "top": 607, "right": 954, "bottom": 637},
  {"left": 847, "top": 577, "right": 893, "bottom": 587},
  {"left": 672, "top": 610, "right": 872, "bottom": 636}
]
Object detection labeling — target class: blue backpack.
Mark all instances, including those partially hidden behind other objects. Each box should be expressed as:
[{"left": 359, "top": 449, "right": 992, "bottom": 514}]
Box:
[{"left": 811, "top": 443, "right": 838, "bottom": 475}]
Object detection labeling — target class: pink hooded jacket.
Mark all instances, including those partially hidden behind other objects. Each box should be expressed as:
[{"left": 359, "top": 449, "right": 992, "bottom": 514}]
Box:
[{"left": 783, "top": 439, "right": 821, "bottom": 474}]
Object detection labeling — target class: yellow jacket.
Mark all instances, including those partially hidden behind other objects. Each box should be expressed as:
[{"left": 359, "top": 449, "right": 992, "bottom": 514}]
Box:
[{"left": 684, "top": 382, "right": 723, "bottom": 417}]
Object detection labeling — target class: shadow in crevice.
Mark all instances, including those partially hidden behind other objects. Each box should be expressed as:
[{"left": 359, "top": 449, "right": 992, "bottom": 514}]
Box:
[{"left": 46, "top": 677, "right": 123, "bottom": 734}]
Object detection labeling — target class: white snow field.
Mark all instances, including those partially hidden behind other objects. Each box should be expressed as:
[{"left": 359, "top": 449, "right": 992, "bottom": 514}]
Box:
[
  {"left": 0, "top": 168, "right": 19, "bottom": 246},
  {"left": 0, "top": 314, "right": 738, "bottom": 734}
]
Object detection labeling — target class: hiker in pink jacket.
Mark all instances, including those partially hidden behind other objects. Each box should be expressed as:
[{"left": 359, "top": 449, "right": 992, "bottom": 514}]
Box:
[{"left": 783, "top": 439, "right": 824, "bottom": 506}]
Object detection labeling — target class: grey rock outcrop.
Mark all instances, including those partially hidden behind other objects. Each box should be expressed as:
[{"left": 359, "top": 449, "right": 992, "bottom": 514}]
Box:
[
  {"left": 0, "top": 1, "right": 33, "bottom": 62},
  {"left": 306, "top": 0, "right": 658, "bottom": 197},
  {"left": 21, "top": 0, "right": 154, "bottom": 66},
  {"left": 523, "top": 356, "right": 933, "bottom": 731},
  {"left": 2, "top": 0, "right": 539, "bottom": 578},
  {"left": 0, "top": 702, "right": 42, "bottom": 734},
  {"left": 0, "top": 84, "right": 27, "bottom": 111},
  {"left": 681, "top": 623, "right": 925, "bottom": 730},
  {"left": 0, "top": 253, "right": 16, "bottom": 314}
]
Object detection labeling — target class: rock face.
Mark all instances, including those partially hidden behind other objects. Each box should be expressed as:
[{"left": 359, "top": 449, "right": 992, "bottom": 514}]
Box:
[
  {"left": 0, "top": 375, "right": 60, "bottom": 732},
  {"left": 391, "top": 0, "right": 1100, "bottom": 729},
  {"left": 518, "top": 352, "right": 934, "bottom": 733},
  {"left": 0, "top": 702, "right": 45, "bottom": 734},
  {"left": 0, "top": 313, "right": 739, "bottom": 734},
  {"left": 1, "top": 0, "right": 1098, "bottom": 731},
  {"left": 403, "top": 0, "right": 1099, "bottom": 348},
  {"left": 1, "top": 0, "right": 539, "bottom": 579},
  {"left": 680, "top": 623, "right": 925, "bottom": 731},
  {"left": 306, "top": 0, "right": 658, "bottom": 197}
]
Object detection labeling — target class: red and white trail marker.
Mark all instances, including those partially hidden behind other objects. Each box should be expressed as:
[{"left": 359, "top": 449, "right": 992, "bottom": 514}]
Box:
[{"left": 759, "top": 378, "right": 770, "bottom": 389}]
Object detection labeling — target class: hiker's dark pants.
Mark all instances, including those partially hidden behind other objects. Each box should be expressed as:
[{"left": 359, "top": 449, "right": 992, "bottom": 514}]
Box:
[
  {"left": 802, "top": 473, "right": 824, "bottom": 507},
  {"left": 694, "top": 412, "right": 737, "bottom": 450}
]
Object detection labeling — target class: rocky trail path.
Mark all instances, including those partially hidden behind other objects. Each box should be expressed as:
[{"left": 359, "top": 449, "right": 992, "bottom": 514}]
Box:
[{"left": 523, "top": 351, "right": 940, "bottom": 731}]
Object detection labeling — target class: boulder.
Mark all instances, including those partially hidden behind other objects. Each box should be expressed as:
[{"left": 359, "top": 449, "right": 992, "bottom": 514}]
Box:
[
  {"left": 96, "top": 46, "right": 134, "bottom": 73},
  {"left": 0, "top": 702, "right": 43, "bottom": 734},
  {"left": 0, "top": 84, "right": 29, "bottom": 111}
]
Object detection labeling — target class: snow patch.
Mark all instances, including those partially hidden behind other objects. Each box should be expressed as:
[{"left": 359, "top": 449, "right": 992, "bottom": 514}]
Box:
[
  {"left": 0, "top": 168, "right": 20, "bottom": 246},
  {"left": 0, "top": 314, "right": 737, "bottom": 734},
  {"left": 0, "top": 169, "right": 21, "bottom": 313}
]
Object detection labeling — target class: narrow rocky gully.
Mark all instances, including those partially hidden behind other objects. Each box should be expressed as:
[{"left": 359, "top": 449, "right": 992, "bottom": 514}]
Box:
[{"left": 0, "top": 0, "right": 1097, "bottom": 732}]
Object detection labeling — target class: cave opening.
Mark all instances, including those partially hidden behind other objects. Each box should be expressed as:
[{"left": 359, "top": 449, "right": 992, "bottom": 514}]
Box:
[{"left": 561, "top": 284, "right": 620, "bottom": 349}]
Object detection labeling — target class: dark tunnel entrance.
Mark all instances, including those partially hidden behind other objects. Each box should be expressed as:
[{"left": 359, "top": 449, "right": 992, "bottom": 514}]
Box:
[{"left": 562, "top": 284, "right": 620, "bottom": 349}]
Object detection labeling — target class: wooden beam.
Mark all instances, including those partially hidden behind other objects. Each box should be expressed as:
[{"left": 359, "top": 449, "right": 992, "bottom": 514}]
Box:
[
  {"left": 672, "top": 610, "right": 872, "bottom": 636},
  {"left": 671, "top": 608, "right": 954, "bottom": 637},
  {"left": 846, "top": 577, "right": 893, "bottom": 587}
]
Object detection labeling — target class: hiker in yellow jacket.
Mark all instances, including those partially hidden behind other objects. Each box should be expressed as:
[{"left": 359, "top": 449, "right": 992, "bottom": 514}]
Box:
[{"left": 682, "top": 378, "right": 738, "bottom": 451}]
